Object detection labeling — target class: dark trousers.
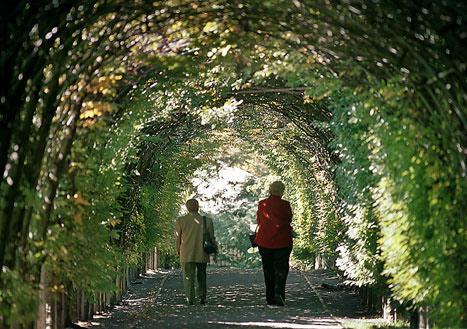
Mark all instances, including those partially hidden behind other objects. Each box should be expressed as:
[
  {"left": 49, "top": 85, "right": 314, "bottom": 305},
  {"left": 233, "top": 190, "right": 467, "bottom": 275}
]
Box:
[
  {"left": 181, "top": 262, "right": 207, "bottom": 303},
  {"left": 259, "top": 245, "right": 292, "bottom": 304}
]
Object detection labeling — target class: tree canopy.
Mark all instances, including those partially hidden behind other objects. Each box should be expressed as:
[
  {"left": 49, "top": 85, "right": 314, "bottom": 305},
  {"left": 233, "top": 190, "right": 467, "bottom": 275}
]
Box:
[{"left": 0, "top": 1, "right": 465, "bottom": 328}]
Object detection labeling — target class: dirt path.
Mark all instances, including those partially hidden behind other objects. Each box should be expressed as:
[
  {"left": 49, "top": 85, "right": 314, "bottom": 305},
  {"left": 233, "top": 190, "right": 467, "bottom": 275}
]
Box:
[{"left": 85, "top": 267, "right": 368, "bottom": 329}]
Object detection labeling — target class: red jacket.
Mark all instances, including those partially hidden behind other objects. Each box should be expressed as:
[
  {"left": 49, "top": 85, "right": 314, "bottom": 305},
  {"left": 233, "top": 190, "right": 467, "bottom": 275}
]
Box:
[{"left": 254, "top": 195, "right": 293, "bottom": 249}]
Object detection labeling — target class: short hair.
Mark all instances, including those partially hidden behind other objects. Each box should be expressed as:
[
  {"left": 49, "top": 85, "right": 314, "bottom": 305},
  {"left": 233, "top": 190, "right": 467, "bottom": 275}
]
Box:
[
  {"left": 269, "top": 181, "right": 285, "bottom": 196},
  {"left": 186, "top": 199, "right": 199, "bottom": 212}
]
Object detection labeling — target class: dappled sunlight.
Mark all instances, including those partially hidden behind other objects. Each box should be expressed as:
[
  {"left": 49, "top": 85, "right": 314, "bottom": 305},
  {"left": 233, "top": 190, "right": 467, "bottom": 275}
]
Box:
[
  {"left": 88, "top": 268, "right": 365, "bottom": 328},
  {"left": 187, "top": 147, "right": 278, "bottom": 267},
  {"left": 2, "top": 1, "right": 464, "bottom": 328},
  {"left": 208, "top": 319, "right": 341, "bottom": 329},
  {"left": 193, "top": 164, "right": 253, "bottom": 214}
]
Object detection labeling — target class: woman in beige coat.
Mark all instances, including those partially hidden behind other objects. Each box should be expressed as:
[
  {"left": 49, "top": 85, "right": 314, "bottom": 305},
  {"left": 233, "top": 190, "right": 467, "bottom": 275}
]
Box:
[{"left": 175, "top": 199, "right": 216, "bottom": 305}]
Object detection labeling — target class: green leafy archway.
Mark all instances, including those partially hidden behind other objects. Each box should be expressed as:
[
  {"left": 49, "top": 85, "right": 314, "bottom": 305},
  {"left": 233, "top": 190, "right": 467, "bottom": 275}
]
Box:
[{"left": 1, "top": 1, "right": 465, "bottom": 328}]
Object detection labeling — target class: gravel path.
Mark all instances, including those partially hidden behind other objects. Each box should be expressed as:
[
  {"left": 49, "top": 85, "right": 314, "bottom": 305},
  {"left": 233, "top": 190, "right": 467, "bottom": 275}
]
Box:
[{"left": 85, "top": 267, "right": 368, "bottom": 329}]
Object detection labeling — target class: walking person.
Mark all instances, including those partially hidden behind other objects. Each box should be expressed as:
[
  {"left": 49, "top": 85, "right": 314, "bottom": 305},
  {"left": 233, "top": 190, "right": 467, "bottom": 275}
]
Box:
[
  {"left": 254, "top": 181, "right": 293, "bottom": 306},
  {"left": 175, "top": 198, "right": 217, "bottom": 305}
]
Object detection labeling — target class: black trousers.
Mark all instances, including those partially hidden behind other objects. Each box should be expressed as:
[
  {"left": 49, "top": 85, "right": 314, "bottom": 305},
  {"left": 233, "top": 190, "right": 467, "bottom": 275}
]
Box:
[{"left": 258, "top": 245, "right": 293, "bottom": 304}]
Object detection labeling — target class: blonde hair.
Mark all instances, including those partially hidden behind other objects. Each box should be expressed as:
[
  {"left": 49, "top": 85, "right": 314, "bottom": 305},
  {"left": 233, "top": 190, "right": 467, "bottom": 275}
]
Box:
[
  {"left": 269, "top": 181, "right": 285, "bottom": 196},
  {"left": 186, "top": 199, "right": 199, "bottom": 212}
]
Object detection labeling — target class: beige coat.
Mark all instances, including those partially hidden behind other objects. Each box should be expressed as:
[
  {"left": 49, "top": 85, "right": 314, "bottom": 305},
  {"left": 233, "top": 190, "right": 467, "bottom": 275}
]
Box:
[{"left": 175, "top": 212, "right": 216, "bottom": 263}]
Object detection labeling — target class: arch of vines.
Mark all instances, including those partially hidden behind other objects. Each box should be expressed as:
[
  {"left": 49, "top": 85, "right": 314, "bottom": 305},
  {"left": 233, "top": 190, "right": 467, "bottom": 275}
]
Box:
[{"left": 0, "top": 1, "right": 465, "bottom": 328}]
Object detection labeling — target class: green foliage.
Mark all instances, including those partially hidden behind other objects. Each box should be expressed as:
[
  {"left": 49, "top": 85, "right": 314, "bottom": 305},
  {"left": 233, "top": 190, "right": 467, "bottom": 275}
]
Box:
[
  {"left": 364, "top": 78, "right": 466, "bottom": 325},
  {"left": 330, "top": 89, "right": 383, "bottom": 286},
  {"left": 1, "top": 1, "right": 465, "bottom": 327},
  {"left": 331, "top": 75, "right": 465, "bottom": 326},
  {"left": 0, "top": 268, "right": 37, "bottom": 326},
  {"left": 191, "top": 160, "right": 268, "bottom": 268},
  {"left": 47, "top": 207, "right": 120, "bottom": 297},
  {"left": 214, "top": 210, "right": 262, "bottom": 268},
  {"left": 229, "top": 102, "right": 340, "bottom": 267}
]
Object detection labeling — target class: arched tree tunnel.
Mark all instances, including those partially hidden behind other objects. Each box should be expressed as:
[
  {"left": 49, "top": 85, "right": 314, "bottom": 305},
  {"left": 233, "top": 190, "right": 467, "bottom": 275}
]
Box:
[{"left": 0, "top": 1, "right": 465, "bottom": 328}]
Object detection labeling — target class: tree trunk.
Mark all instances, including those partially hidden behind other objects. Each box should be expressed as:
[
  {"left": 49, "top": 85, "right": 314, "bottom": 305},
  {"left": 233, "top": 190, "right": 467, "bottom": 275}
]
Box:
[
  {"left": 410, "top": 310, "right": 419, "bottom": 329},
  {"left": 418, "top": 306, "right": 430, "bottom": 329},
  {"left": 35, "top": 263, "right": 48, "bottom": 329},
  {"left": 155, "top": 248, "right": 160, "bottom": 269},
  {"left": 382, "top": 295, "right": 397, "bottom": 322},
  {"left": 0, "top": 81, "right": 41, "bottom": 272}
]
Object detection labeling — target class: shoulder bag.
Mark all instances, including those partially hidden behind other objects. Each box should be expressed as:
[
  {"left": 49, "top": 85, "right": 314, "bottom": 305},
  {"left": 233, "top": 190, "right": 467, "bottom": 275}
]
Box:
[
  {"left": 249, "top": 225, "right": 258, "bottom": 248},
  {"left": 202, "top": 216, "right": 218, "bottom": 254}
]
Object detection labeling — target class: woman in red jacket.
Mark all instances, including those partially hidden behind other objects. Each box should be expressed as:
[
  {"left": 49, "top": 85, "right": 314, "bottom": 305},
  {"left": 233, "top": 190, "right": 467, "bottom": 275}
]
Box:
[{"left": 254, "top": 181, "right": 293, "bottom": 306}]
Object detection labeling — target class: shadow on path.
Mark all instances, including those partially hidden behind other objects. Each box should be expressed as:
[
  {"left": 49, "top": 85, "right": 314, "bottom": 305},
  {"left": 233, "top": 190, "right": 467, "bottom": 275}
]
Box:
[{"left": 84, "top": 268, "right": 368, "bottom": 329}]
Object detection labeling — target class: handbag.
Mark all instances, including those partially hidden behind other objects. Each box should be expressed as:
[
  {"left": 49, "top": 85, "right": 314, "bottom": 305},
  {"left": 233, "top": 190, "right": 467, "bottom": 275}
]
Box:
[
  {"left": 202, "top": 216, "right": 218, "bottom": 254},
  {"left": 249, "top": 225, "right": 258, "bottom": 248}
]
